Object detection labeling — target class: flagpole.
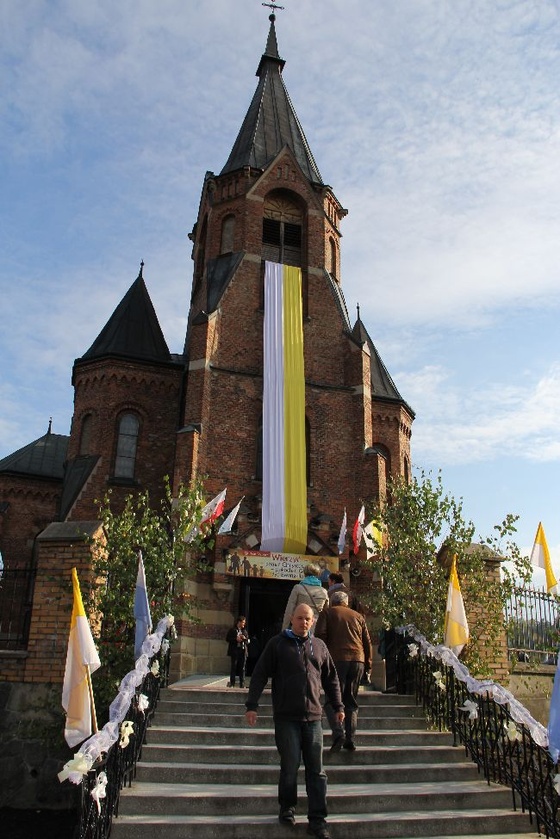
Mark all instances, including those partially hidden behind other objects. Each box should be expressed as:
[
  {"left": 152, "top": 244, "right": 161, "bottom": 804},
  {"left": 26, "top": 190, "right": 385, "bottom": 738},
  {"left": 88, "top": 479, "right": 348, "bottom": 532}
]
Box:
[{"left": 86, "top": 664, "right": 98, "bottom": 734}]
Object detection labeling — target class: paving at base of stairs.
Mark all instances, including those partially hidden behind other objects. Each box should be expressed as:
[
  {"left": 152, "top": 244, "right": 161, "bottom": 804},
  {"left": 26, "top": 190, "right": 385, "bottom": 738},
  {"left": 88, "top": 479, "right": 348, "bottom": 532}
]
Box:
[{"left": 110, "top": 675, "right": 543, "bottom": 839}]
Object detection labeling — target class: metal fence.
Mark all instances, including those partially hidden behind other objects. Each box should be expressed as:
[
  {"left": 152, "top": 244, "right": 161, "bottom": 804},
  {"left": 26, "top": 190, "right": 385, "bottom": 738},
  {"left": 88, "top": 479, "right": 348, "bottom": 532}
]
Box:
[
  {"left": 395, "top": 628, "right": 560, "bottom": 838},
  {"left": 0, "top": 568, "right": 36, "bottom": 649},
  {"left": 505, "top": 586, "right": 559, "bottom": 665}
]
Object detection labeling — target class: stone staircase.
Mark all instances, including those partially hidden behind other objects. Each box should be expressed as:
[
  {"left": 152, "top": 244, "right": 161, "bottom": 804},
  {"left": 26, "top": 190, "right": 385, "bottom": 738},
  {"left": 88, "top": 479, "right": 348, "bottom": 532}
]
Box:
[{"left": 110, "top": 678, "right": 541, "bottom": 839}]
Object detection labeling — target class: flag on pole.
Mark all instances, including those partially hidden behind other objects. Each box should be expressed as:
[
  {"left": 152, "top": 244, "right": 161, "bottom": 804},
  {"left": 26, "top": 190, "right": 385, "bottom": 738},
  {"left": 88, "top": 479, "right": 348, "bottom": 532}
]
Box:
[
  {"left": 444, "top": 555, "right": 469, "bottom": 656},
  {"left": 134, "top": 551, "right": 152, "bottom": 659},
  {"left": 185, "top": 488, "right": 227, "bottom": 542},
  {"left": 530, "top": 522, "right": 557, "bottom": 594},
  {"left": 547, "top": 651, "right": 560, "bottom": 763},
  {"left": 260, "top": 261, "right": 307, "bottom": 553},
  {"left": 337, "top": 509, "right": 347, "bottom": 555},
  {"left": 364, "top": 520, "right": 382, "bottom": 560},
  {"left": 62, "top": 568, "right": 101, "bottom": 748},
  {"left": 218, "top": 497, "right": 244, "bottom": 535},
  {"left": 352, "top": 505, "right": 365, "bottom": 554}
]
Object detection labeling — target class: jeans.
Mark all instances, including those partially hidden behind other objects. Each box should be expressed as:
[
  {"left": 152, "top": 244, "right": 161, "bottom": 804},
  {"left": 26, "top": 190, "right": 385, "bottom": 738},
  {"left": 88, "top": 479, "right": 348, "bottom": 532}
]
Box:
[{"left": 274, "top": 718, "right": 327, "bottom": 829}]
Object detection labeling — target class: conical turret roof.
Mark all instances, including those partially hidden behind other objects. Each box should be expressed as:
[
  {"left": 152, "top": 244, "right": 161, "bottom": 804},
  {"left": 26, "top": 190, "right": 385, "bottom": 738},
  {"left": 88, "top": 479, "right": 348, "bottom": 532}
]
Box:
[
  {"left": 79, "top": 265, "right": 171, "bottom": 364},
  {"left": 220, "top": 15, "right": 323, "bottom": 184}
]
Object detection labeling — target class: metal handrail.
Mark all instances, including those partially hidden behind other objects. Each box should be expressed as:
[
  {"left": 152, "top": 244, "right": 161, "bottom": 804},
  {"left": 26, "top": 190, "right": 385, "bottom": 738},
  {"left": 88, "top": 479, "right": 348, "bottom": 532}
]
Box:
[
  {"left": 75, "top": 636, "right": 171, "bottom": 839},
  {"left": 395, "top": 627, "right": 560, "bottom": 838}
]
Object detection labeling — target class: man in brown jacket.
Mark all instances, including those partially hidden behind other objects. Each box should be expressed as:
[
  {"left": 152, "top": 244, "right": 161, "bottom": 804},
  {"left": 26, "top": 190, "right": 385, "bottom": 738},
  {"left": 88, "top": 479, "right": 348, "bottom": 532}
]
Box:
[{"left": 315, "top": 590, "right": 372, "bottom": 751}]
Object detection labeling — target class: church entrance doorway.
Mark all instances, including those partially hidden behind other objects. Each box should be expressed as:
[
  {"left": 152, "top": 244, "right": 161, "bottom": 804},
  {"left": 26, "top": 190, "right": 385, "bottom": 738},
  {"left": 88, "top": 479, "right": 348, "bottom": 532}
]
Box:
[{"left": 238, "top": 577, "right": 294, "bottom": 674}]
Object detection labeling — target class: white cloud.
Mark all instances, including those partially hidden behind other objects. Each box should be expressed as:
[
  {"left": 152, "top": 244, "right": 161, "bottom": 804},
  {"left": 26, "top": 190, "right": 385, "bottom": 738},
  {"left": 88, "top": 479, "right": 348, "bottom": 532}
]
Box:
[{"left": 402, "top": 362, "right": 560, "bottom": 466}]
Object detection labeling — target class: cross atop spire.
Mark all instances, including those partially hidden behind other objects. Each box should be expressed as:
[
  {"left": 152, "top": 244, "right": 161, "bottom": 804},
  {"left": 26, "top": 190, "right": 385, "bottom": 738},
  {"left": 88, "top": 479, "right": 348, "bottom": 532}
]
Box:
[{"left": 262, "top": 1, "right": 284, "bottom": 21}]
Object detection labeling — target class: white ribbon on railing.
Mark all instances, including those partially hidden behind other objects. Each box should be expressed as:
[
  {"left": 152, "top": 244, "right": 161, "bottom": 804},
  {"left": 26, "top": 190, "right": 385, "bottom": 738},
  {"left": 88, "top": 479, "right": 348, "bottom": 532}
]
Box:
[
  {"left": 59, "top": 614, "right": 174, "bottom": 785},
  {"left": 396, "top": 624, "right": 549, "bottom": 749}
]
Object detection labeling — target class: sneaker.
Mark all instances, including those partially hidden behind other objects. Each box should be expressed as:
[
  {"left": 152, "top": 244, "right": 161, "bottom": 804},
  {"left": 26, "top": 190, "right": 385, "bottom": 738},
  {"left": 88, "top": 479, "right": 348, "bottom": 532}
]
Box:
[
  {"left": 343, "top": 740, "right": 356, "bottom": 751},
  {"left": 227, "top": 681, "right": 234, "bottom": 687},
  {"left": 279, "top": 808, "right": 296, "bottom": 826},
  {"left": 329, "top": 733, "right": 344, "bottom": 752},
  {"left": 307, "top": 825, "right": 331, "bottom": 838}
]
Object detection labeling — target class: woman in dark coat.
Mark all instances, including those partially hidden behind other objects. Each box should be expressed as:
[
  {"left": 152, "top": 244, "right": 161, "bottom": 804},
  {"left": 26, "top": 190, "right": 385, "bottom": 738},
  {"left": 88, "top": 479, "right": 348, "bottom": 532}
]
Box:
[{"left": 226, "top": 615, "right": 250, "bottom": 687}]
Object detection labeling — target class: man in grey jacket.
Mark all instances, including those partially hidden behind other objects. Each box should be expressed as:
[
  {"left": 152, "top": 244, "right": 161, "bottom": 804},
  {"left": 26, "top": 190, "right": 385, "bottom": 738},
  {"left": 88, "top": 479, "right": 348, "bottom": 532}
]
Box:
[{"left": 245, "top": 603, "right": 344, "bottom": 839}]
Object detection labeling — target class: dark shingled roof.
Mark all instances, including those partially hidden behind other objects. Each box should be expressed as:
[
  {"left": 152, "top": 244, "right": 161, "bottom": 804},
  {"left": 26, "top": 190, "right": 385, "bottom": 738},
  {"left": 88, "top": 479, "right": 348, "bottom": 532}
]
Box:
[
  {"left": 220, "top": 16, "right": 323, "bottom": 184},
  {"left": 59, "top": 455, "right": 99, "bottom": 521},
  {"left": 0, "top": 431, "right": 69, "bottom": 480},
  {"left": 351, "top": 317, "right": 415, "bottom": 417},
  {"left": 79, "top": 268, "right": 171, "bottom": 364}
]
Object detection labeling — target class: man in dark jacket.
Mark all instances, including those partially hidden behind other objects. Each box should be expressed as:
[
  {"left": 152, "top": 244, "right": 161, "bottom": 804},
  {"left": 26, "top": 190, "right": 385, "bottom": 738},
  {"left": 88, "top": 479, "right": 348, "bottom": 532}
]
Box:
[
  {"left": 245, "top": 603, "right": 344, "bottom": 839},
  {"left": 315, "top": 590, "right": 372, "bottom": 752}
]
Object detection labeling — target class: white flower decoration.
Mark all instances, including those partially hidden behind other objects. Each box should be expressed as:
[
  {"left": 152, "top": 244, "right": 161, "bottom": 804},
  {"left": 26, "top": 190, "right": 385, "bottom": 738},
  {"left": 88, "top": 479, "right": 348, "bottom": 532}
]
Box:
[
  {"left": 91, "top": 772, "right": 108, "bottom": 814},
  {"left": 119, "top": 720, "right": 135, "bottom": 748},
  {"left": 504, "top": 720, "right": 522, "bottom": 742},
  {"left": 407, "top": 643, "right": 418, "bottom": 658},
  {"left": 459, "top": 699, "right": 478, "bottom": 720},
  {"left": 57, "top": 752, "right": 92, "bottom": 784},
  {"left": 150, "top": 659, "right": 160, "bottom": 677},
  {"left": 138, "top": 693, "right": 150, "bottom": 715},
  {"left": 553, "top": 773, "right": 560, "bottom": 795},
  {"left": 432, "top": 670, "right": 446, "bottom": 691}
]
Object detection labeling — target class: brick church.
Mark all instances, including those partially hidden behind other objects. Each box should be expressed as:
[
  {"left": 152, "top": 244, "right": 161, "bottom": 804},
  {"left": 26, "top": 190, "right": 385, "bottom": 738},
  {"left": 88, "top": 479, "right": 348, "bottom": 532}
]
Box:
[{"left": 0, "top": 13, "right": 414, "bottom": 683}]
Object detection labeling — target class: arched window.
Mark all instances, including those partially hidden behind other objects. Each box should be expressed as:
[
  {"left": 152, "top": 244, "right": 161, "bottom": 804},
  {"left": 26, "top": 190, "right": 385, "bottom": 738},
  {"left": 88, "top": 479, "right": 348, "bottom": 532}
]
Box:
[
  {"left": 79, "top": 414, "right": 92, "bottom": 455},
  {"left": 262, "top": 192, "right": 303, "bottom": 266},
  {"left": 403, "top": 455, "right": 410, "bottom": 483},
  {"left": 220, "top": 214, "right": 235, "bottom": 253},
  {"left": 328, "top": 237, "right": 337, "bottom": 280},
  {"left": 194, "top": 215, "right": 208, "bottom": 287},
  {"left": 114, "top": 413, "right": 139, "bottom": 479}
]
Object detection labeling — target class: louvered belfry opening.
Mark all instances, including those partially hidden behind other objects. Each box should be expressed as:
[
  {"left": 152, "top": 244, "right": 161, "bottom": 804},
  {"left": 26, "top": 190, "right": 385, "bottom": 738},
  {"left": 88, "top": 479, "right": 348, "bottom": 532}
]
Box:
[{"left": 262, "top": 191, "right": 303, "bottom": 266}]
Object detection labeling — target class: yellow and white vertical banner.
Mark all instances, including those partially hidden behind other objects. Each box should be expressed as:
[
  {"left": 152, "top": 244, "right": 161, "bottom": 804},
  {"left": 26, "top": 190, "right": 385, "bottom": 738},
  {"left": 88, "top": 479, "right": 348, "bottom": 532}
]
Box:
[
  {"left": 62, "top": 568, "right": 101, "bottom": 748},
  {"left": 444, "top": 555, "right": 469, "bottom": 657},
  {"left": 261, "top": 261, "right": 307, "bottom": 553}
]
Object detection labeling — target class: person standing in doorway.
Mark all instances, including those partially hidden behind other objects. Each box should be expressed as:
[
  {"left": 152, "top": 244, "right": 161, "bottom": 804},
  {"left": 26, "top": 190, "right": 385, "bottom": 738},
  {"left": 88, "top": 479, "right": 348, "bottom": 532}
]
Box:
[
  {"left": 282, "top": 563, "right": 329, "bottom": 629},
  {"left": 226, "top": 615, "right": 250, "bottom": 688},
  {"left": 315, "top": 591, "right": 372, "bottom": 751},
  {"left": 245, "top": 603, "right": 343, "bottom": 839}
]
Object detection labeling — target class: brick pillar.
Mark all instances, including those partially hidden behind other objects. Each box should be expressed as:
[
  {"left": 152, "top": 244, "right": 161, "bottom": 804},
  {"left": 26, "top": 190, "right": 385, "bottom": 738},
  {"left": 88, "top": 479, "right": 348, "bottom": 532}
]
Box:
[{"left": 24, "top": 521, "right": 104, "bottom": 684}]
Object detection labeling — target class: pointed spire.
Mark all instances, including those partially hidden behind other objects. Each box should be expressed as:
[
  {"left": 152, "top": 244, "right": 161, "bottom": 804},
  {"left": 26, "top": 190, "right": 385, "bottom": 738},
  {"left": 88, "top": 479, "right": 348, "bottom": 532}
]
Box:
[
  {"left": 47, "top": 417, "right": 52, "bottom": 434},
  {"left": 356, "top": 302, "right": 361, "bottom": 322},
  {"left": 221, "top": 11, "right": 322, "bottom": 183},
  {"left": 139, "top": 260, "right": 144, "bottom": 278}
]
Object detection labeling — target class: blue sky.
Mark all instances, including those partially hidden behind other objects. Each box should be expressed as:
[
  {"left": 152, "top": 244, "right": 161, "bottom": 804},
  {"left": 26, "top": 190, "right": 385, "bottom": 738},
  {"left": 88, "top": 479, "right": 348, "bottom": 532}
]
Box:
[{"left": 2, "top": 0, "right": 560, "bottom": 579}]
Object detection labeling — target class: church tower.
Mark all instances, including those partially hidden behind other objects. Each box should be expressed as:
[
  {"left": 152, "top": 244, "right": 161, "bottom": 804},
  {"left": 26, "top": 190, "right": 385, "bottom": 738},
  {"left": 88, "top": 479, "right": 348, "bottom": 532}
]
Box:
[{"left": 170, "top": 13, "right": 414, "bottom": 675}]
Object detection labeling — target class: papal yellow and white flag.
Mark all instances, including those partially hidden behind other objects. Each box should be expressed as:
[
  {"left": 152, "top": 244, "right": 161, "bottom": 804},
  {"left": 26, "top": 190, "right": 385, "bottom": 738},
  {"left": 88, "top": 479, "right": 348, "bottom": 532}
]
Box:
[
  {"left": 261, "top": 261, "right": 307, "bottom": 553},
  {"left": 530, "top": 522, "right": 557, "bottom": 594},
  {"left": 363, "top": 520, "right": 382, "bottom": 560},
  {"left": 444, "top": 555, "right": 469, "bottom": 656},
  {"left": 62, "top": 568, "right": 101, "bottom": 748}
]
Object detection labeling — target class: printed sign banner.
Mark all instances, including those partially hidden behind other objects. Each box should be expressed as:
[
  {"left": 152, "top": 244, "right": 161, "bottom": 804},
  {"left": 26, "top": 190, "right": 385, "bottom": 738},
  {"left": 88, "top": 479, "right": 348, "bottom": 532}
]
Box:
[{"left": 224, "top": 551, "right": 339, "bottom": 581}]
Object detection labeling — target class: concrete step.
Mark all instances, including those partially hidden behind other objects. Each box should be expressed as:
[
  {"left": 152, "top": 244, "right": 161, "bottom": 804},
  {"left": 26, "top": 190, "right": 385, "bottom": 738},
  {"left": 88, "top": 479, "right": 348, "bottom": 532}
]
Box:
[
  {"left": 146, "top": 724, "right": 453, "bottom": 747},
  {"left": 109, "top": 809, "right": 539, "bottom": 838},
  {"left": 107, "top": 683, "right": 539, "bottom": 839},
  {"left": 135, "top": 759, "right": 480, "bottom": 785},
  {"left": 117, "top": 780, "right": 514, "bottom": 816},
  {"left": 139, "top": 742, "right": 473, "bottom": 766},
  {"left": 153, "top": 710, "right": 426, "bottom": 729}
]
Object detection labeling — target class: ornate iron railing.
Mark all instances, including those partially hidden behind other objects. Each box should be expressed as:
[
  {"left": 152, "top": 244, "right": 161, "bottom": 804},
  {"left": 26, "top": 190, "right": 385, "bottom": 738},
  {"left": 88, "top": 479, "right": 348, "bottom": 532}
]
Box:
[
  {"left": 395, "top": 626, "right": 560, "bottom": 839},
  {"left": 59, "top": 617, "right": 173, "bottom": 839},
  {"left": 0, "top": 567, "right": 36, "bottom": 649},
  {"left": 505, "top": 586, "right": 559, "bottom": 665}
]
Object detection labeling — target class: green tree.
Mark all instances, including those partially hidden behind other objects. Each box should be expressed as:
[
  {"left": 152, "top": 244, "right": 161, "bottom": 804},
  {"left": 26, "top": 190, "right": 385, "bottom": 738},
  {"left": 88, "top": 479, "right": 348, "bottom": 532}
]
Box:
[
  {"left": 364, "top": 470, "right": 532, "bottom": 678},
  {"left": 86, "top": 476, "right": 210, "bottom": 715}
]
